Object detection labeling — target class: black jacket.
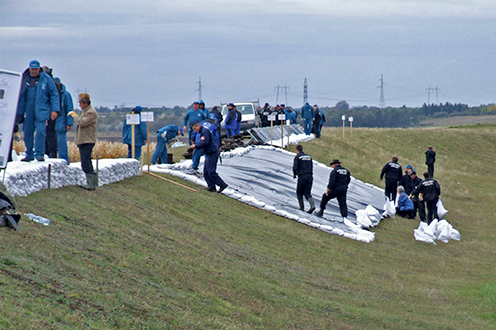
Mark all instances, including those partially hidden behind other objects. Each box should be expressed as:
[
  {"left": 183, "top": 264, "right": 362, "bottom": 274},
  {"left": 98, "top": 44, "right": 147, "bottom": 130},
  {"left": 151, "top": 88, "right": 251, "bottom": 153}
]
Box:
[
  {"left": 412, "top": 177, "right": 441, "bottom": 201},
  {"left": 425, "top": 149, "right": 436, "bottom": 165},
  {"left": 327, "top": 165, "right": 351, "bottom": 191},
  {"left": 380, "top": 162, "right": 402, "bottom": 182},
  {"left": 293, "top": 152, "right": 313, "bottom": 177},
  {"left": 399, "top": 173, "right": 414, "bottom": 194}
]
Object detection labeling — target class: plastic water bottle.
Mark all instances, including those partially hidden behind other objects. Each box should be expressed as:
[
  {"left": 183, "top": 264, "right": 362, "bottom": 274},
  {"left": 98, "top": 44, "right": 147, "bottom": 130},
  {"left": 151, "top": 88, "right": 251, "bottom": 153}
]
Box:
[{"left": 24, "top": 213, "right": 50, "bottom": 226}]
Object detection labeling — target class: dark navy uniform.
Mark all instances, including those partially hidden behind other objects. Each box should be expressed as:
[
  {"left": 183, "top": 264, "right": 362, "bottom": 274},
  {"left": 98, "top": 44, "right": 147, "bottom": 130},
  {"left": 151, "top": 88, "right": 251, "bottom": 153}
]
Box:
[
  {"left": 194, "top": 125, "right": 227, "bottom": 192},
  {"left": 293, "top": 151, "right": 315, "bottom": 211},
  {"left": 319, "top": 164, "right": 351, "bottom": 218},
  {"left": 399, "top": 172, "right": 414, "bottom": 195},
  {"left": 412, "top": 176, "right": 441, "bottom": 224},
  {"left": 380, "top": 161, "right": 402, "bottom": 201},
  {"left": 425, "top": 148, "right": 436, "bottom": 177}
]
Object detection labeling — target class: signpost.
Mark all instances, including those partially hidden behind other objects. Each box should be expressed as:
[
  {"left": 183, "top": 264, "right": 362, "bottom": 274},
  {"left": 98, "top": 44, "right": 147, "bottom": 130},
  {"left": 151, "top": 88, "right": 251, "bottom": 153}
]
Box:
[
  {"left": 268, "top": 114, "right": 276, "bottom": 145},
  {"left": 141, "top": 112, "right": 154, "bottom": 173},
  {"left": 0, "top": 69, "right": 22, "bottom": 170},
  {"left": 349, "top": 116, "right": 354, "bottom": 135},
  {"left": 126, "top": 114, "right": 140, "bottom": 160},
  {"left": 342, "top": 115, "right": 346, "bottom": 137},
  {"left": 278, "top": 114, "right": 286, "bottom": 148}
]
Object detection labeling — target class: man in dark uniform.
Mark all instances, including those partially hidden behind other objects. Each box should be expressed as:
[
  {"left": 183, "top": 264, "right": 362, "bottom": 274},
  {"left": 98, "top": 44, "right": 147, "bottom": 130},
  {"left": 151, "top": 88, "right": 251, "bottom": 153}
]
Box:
[
  {"left": 292, "top": 145, "right": 315, "bottom": 213},
  {"left": 425, "top": 146, "right": 436, "bottom": 177},
  {"left": 380, "top": 156, "right": 403, "bottom": 201},
  {"left": 399, "top": 165, "right": 414, "bottom": 195},
  {"left": 191, "top": 120, "right": 228, "bottom": 193},
  {"left": 409, "top": 170, "right": 423, "bottom": 219},
  {"left": 315, "top": 159, "right": 351, "bottom": 220},
  {"left": 411, "top": 172, "right": 441, "bottom": 224}
]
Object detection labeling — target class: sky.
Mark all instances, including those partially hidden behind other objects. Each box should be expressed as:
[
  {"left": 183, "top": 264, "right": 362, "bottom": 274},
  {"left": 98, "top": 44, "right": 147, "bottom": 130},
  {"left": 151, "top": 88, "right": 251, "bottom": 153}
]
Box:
[{"left": 1, "top": 0, "right": 495, "bottom": 109}]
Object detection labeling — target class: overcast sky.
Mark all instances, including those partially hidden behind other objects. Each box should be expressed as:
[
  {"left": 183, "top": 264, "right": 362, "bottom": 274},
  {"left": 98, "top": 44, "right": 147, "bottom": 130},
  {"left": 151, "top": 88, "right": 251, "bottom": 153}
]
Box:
[{"left": 1, "top": 0, "right": 495, "bottom": 109}]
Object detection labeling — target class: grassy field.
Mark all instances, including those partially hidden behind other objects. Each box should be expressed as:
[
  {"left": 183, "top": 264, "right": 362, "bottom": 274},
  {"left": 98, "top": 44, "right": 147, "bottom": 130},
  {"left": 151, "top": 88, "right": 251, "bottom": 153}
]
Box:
[{"left": 1, "top": 125, "right": 496, "bottom": 329}]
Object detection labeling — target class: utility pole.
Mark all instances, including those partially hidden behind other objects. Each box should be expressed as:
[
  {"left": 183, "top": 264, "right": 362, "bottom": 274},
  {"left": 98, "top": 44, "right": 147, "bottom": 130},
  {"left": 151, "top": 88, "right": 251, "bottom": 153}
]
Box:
[
  {"left": 425, "top": 86, "right": 440, "bottom": 104},
  {"left": 378, "top": 74, "right": 385, "bottom": 108},
  {"left": 74, "top": 87, "right": 89, "bottom": 108},
  {"left": 303, "top": 78, "right": 308, "bottom": 105},
  {"left": 275, "top": 84, "right": 289, "bottom": 105},
  {"left": 195, "top": 76, "right": 204, "bottom": 101}
]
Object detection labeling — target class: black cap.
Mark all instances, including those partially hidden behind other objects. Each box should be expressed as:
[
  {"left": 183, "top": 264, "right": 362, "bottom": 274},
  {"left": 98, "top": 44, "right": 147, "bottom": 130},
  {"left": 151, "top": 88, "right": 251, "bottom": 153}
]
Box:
[{"left": 330, "top": 159, "right": 341, "bottom": 165}]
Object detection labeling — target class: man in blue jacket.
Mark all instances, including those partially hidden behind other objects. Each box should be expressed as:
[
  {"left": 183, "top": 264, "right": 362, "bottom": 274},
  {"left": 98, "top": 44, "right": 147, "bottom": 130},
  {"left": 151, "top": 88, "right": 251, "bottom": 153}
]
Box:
[
  {"left": 223, "top": 103, "right": 238, "bottom": 138},
  {"left": 199, "top": 100, "right": 210, "bottom": 120},
  {"left": 183, "top": 101, "right": 207, "bottom": 144},
  {"left": 396, "top": 185, "right": 414, "bottom": 218},
  {"left": 16, "top": 60, "right": 60, "bottom": 162},
  {"left": 301, "top": 102, "right": 314, "bottom": 135},
  {"left": 191, "top": 120, "right": 228, "bottom": 193},
  {"left": 150, "top": 124, "right": 183, "bottom": 165},
  {"left": 122, "top": 106, "right": 148, "bottom": 160},
  {"left": 191, "top": 118, "right": 220, "bottom": 169},
  {"left": 54, "top": 78, "right": 74, "bottom": 164}
]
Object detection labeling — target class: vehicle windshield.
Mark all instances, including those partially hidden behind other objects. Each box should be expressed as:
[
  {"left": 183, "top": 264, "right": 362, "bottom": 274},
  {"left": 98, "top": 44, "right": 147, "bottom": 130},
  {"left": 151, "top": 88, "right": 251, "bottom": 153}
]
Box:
[{"left": 222, "top": 104, "right": 254, "bottom": 116}]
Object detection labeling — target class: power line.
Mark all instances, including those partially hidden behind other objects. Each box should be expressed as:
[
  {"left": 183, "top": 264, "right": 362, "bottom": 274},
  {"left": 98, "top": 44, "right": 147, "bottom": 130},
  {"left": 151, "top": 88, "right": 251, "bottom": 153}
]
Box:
[
  {"left": 378, "top": 74, "right": 385, "bottom": 107},
  {"left": 425, "top": 86, "right": 441, "bottom": 104},
  {"left": 195, "top": 76, "right": 204, "bottom": 101},
  {"left": 303, "top": 78, "right": 308, "bottom": 105},
  {"left": 274, "top": 84, "right": 289, "bottom": 105}
]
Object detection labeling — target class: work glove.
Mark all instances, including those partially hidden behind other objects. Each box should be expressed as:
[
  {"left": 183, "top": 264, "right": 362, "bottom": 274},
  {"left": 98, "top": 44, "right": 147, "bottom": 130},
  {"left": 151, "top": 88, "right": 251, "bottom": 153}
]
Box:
[
  {"left": 161, "top": 131, "right": 167, "bottom": 140},
  {"left": 293, "top": 174, "right": 296, "bottom": 179},
  {"left": 408, "top": 194, "right": 413, "bottom": 200},
  {"left": 418, "top": 193, "right": 423, "bottom": 201},
  {"left": 325, "top": 188, "right": 330, "bottom": 196},
  {"left": 68, "top": 111, "right": 78, "bottom": 118}
]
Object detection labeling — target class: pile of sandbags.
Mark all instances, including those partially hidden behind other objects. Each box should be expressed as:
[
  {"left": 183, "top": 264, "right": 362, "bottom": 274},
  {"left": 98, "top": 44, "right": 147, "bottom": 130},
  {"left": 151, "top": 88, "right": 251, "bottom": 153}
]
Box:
[
  {"left": 414, "top": 219, "right": 460, "bottom": 245},
  {"left": 355, "top": 205, "right": 382, "bottom": 228}
]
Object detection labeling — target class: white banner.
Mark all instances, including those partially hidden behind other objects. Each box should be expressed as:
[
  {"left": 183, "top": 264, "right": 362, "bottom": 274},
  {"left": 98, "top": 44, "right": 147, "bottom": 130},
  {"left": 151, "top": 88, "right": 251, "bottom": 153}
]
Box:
[{"left": 0, "top": 69, "right": 22, "bottom": 169}]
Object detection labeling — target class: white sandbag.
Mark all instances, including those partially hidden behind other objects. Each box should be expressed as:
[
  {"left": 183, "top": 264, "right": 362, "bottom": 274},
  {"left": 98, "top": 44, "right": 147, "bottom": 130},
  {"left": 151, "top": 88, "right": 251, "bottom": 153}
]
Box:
[
  {"left": 437, "top": 225, "right": 450, "bottom": 243},
  {"left": 428, "top": 219, "right": 439, "bottom": 236},
  {"left": 414, "top": 229, "right": 437, "bottom": 245},
  {"left": 437, "top": 199, "right": 448, "bottom": 219},
  {"left": 365, "top": 205, "right": 382, "bottom": 225},
  {"left": 355, "top": 210, "right": 372, "bottom": 228},
  {"left": 343, "top": 218, "right": 361, "bottom": 233},
  {"left": 450, "top": 228, "right": 461, "bottom": 241},
  {"left": 418, "top": 221, "right": 436, "bottom": 240},
  {"left": 382, "top": 199, "right": 396, "bottom": 218}
]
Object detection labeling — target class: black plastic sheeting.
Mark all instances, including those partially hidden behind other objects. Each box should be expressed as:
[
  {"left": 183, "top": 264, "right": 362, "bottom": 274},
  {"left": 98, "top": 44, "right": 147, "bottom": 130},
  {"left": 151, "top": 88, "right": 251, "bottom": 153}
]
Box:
[
  {"left": 153, "top": 146, "right": 386, "bottom": 242},
  {"left": 249, "top": 124, "right": 307, "bottom": 145}
]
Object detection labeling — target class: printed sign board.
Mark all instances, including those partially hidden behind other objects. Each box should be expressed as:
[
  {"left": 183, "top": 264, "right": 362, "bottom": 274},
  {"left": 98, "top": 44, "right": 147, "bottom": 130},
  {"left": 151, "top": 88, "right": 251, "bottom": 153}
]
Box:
[
  {"left": 278, "top": 114, "right": 286, "bottom": 121},
  {"left": 268, "top": 115, "right": 276, "bottom": 121},
  {"left": 0, "top": 69, "right": 22, "bottom": 169},
  {"left": 141, "top": 111, "right": 154, "bottom": 122},
  {"left": 126, "top": 114, "right": 140, "bottom": 125}
]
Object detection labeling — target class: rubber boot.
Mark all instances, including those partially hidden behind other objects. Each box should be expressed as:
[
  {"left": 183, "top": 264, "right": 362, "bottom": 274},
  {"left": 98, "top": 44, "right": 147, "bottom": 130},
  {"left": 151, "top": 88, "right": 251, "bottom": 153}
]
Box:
[
  {"left": 80, "top": 173, "right": 93, "bottom": 190},
  {"left": 314, "top": 208, "right": 324, "bottom": 217},
  {"left": 307, "top": 197, "right": 316, "bottom": 214}
]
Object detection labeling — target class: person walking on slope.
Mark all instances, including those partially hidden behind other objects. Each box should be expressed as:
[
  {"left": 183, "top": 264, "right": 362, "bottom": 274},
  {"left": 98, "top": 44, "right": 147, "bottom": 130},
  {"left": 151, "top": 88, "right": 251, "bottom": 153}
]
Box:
[
  {"left": 150, "top": 125, "right": 184, "bottom": 165},
  {"left": 16, "top": 60, "right": 60, "bottom": 162},
  {"left": 69, "top": 93, "right": 98, "bottom": 190},
  {"left": 315, "top": 159, "right": 351, "bottom": 220},
  {"left": 301, "top": 102, "right": 314, "bottom": 135},
  {"left": 411, "top": 172, "right": 441, "bottom": 224},
  {"left": 191, "top": 120, "right": 228, "bottom": 193},
  {"left": 293, "top": 145, "right": 316, "bottom": 213},
  {"left": 425, "top": 146, "right": 436, "bottom": 177},
  {"left": 122, "top": 106, "right": 147, "bottom": 160},
  {"left": 380, "top": 156, "right": 403, "bottom": 201}
]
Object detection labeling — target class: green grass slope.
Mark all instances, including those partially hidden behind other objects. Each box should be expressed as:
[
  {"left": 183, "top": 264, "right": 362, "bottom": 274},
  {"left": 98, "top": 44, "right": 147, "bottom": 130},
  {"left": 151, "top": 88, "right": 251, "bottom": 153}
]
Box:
[{"left": 1, "top": 125, "right": 496, "bottom": 329}]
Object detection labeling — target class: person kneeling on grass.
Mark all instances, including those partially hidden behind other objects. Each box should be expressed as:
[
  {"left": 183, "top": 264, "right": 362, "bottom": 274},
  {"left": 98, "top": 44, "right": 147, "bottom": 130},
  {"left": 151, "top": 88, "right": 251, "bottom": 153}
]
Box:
[{"left": 396, "top": 185, "right": 414, "bottom": 218}]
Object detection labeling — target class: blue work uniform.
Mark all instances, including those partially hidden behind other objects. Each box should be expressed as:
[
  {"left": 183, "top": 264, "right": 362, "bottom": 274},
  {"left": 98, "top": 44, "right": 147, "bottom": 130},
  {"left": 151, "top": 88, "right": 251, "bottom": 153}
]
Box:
[
  {"left": 17, "top": 70, "right": 60, "bottom": 159},
  {"left": 194, "top": 125, "right": 226, "bottom": 191},
  {"left": 122, "top": 114, "right": 147, "bottom": 160},
  {"left": 192, "top": 119, "right": 220, "bottom": 169},
  {"left": 223, "top": 109, "right": 238, "bottom": 138},
  {"left": 151, "top": 125, "right": 180, "bottom": 164},
  {"left": 55, "top": 84, "right": 74, "bottom": 163},
  {"left": 183, "top": 109, "right": 207, "bottom": 144},
  {"left": 301, "top": 102, "right": 314, "bottom": 135}
]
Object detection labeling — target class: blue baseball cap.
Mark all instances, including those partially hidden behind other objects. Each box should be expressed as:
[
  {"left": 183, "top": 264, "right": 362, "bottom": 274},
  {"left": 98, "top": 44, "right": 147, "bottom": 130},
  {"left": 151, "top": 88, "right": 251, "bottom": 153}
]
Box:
[
  {"left": 178, "top": 127, "right": 184, "bottom": 134},
  {"left": 406, "top": 164, "right": 413, "bottom": 169},
  {"left": 29, "top": 60, "right": 40, "bottom": 69},
  {"left": 193, "top": 101, "right": 200, "bottom": 104},
  {"left": 190, "top": 119, "right": 201, "bottom": 127},
  {"left": 133, "top": 105, "right": 143, "bottom": 112}
]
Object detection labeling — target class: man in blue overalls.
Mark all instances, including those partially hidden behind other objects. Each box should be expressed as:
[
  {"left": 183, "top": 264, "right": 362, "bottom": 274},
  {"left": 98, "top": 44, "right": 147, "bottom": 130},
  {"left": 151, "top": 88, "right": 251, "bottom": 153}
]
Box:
[{"left": 16, "top": 60, "right": 60, "bottom": 161}]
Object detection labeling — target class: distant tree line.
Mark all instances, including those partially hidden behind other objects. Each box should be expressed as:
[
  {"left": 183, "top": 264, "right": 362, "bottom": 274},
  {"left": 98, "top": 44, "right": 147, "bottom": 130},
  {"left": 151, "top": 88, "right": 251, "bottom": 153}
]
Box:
[{"left": 94, "top": 101, "right": 496, "bottom": 133}]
